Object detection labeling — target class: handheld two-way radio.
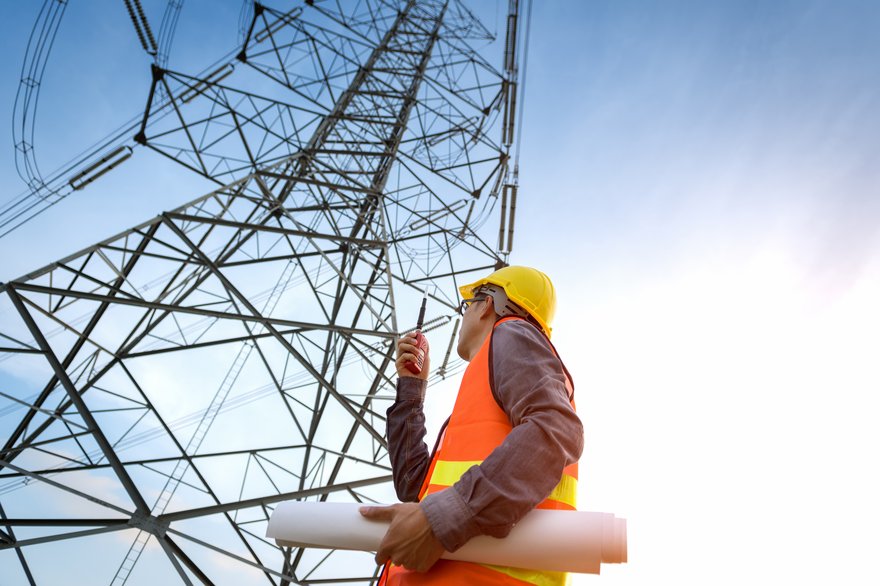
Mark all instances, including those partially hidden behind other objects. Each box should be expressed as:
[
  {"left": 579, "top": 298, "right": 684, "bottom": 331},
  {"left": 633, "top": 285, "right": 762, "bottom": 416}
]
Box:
[{"left": 404, "top": 290, "right": 429, "bottom": 375}]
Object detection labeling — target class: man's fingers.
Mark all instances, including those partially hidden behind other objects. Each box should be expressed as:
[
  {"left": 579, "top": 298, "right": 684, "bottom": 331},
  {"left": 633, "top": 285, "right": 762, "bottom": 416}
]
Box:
[
  {"left": 374, "top": 550, "right": 390, "bottom": 565},
  {"left": 398, "top": 333, "right": 419, "bottom": 346},
  {"left": 362, "top": 505, "right": 417, "bottom": 570},
  {"left": 396, "top": 351, "right": 419, "bottom": 365},
  {"left": 359, "top": 505, "right": 395, "bottom": 521},
  {"left": 396, "top": 333, "right": 426, "bottom": 355},
  {"left": 396, "top": 345, "right": 417, "bottom": 358},
  {"left": 396, "top": 341, "right": 419, "bottom": 357},
  {"left": 362, "top": 505, "right": 395, "bottom": 566},
  {"left": 396, "top": 333, "right": 429, "bottom": 379}
]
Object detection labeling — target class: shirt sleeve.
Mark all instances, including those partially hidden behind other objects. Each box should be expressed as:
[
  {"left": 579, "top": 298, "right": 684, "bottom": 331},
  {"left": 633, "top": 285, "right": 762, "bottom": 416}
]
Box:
[
  {"left": 385, "top": 376, "right": 430, "bottom": 503},
  {"left": 420, "top": 319, "right": 584, "bottom": 552}
]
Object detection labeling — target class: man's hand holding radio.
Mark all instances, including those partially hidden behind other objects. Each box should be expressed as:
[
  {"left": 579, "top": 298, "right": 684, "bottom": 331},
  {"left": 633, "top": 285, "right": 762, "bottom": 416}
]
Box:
[{"left": 396, "top": 332, "right": 430, "bottom": 380}]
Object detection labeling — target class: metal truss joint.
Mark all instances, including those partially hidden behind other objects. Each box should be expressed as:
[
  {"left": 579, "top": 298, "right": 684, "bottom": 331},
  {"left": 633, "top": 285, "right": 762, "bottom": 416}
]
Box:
[
  {"left": 150, "top": 63, "right": 165, "bottom": 82},
  {"left": 0, "top": 527, "right": 13, "bottom": 545},
  {"left": 128, "top": 512, "right": 170, "bottom": 538}
]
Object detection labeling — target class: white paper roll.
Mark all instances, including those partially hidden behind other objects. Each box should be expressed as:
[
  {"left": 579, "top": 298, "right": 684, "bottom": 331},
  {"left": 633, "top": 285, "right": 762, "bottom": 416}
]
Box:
[{"left": 267, "top": 501, "right": 627, "bottom": 575}]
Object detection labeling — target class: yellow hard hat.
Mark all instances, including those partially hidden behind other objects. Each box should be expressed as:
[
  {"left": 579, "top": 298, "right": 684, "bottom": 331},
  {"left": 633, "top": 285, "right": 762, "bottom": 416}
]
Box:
[{"left": 458, "top": 265, "right": 556, "bottom": 337}]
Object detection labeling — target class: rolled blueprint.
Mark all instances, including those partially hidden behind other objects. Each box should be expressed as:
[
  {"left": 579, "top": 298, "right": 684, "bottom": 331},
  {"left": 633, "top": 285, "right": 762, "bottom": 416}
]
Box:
[{"left": 267, "top": 501, "right": 627, "bottom": 574}]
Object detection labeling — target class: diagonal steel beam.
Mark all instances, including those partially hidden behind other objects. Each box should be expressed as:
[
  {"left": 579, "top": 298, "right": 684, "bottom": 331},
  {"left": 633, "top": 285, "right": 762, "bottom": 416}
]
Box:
[
  {"left": 0, "top": 501, "right": 37, "bottom": 585},
  {"left": 4, "top": 287, "right": 152, "bottom": 515}
]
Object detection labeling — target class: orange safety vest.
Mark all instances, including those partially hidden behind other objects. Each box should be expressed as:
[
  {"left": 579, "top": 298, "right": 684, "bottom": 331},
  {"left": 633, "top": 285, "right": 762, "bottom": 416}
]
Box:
[{"left": 381, "top": 317, "right": 578, "bottom": 586}]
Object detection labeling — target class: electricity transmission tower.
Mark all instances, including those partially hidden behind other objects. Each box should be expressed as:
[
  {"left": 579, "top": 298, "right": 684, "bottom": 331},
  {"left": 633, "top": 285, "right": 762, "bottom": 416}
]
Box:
[{"left": 0, "top": 1, "right": 527, "bottom": 584}]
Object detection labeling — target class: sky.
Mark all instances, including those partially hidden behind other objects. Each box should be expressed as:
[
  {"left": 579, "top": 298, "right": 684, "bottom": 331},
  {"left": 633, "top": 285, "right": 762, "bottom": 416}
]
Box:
[{"left": 2, "top": 1, "right": 880, "bottom": 585}]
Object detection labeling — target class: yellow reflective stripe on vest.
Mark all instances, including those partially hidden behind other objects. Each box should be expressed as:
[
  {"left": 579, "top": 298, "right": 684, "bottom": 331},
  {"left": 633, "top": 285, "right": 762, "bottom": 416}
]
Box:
[
  {"left": 428, "top": 460, "right": 578, "bottom": 509},
  {"left": 550, "top": 473, "right": 578, "bottom": 509},
  {"left": 428, "top": 459, "right": 482, "bottom": 487},
  {"left": 482, "top": 564, "right": 570, "bottom": 586}
]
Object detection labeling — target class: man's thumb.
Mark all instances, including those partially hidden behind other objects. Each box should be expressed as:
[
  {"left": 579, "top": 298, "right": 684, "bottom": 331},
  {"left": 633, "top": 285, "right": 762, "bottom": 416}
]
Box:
[{"left": 359, "top": 505, "right": 395, "bottom": 520}]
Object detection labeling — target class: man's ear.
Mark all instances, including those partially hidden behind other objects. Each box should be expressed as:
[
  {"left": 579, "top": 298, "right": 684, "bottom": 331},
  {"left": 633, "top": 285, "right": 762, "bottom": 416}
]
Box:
[{"left": 480, "top": 295, "right": 496, "bottom": 319}]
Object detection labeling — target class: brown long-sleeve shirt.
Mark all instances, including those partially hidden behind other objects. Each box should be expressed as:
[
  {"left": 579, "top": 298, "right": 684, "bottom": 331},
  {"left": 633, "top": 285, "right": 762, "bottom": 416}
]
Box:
[{"left": 386, "top": 319, "right": 584, "bottom": 552}]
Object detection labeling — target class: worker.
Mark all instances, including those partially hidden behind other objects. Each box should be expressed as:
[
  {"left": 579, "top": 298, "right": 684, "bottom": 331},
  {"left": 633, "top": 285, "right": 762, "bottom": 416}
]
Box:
[{"left": 360, "top": 265, "right": 584, "bottom": 585}]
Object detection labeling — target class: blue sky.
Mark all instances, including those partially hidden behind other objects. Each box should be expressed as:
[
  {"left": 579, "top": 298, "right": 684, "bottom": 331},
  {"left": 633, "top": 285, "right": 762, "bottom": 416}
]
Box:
[{"left": 2, "top": 1, "right": 879, "bottom": 585}]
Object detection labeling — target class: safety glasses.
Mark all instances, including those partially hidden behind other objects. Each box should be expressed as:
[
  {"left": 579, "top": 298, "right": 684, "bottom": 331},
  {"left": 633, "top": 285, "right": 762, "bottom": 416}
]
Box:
[{"left": 456, "top": 296, "right": 487, "bottom": 316}]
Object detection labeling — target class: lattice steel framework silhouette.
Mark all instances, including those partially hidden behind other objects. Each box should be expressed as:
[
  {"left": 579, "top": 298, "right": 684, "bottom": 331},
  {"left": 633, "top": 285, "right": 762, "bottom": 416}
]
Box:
[{"left": 0, "top": 0, "right": 525, "bottom": 584}]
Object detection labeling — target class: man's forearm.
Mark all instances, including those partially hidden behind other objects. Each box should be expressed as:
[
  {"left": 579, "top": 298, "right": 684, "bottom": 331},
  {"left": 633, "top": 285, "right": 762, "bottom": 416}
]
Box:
[{"left": 386, "top": 376, "right": 431, "bottom": 502}]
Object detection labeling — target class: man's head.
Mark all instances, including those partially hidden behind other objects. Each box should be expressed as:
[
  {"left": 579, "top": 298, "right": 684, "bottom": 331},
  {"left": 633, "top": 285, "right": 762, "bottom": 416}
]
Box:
[{"left": 455, "top": 265, "right": 556, "bottom": 360}]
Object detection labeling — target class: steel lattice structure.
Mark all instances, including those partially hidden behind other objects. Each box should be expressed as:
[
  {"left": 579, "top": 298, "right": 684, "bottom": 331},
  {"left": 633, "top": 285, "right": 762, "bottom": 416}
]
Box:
[{"left": 0, "top": 1, "right": 524, "bottom": 584}]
